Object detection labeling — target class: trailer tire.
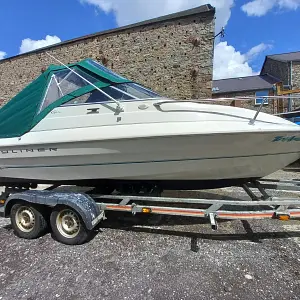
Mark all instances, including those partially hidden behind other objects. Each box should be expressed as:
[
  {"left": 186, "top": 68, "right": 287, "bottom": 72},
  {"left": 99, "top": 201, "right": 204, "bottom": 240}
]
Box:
[
  {"left": 50, "top": 206, "right": 92, "bottom": 245},
  {"left": 10, "top": 202, "right": 48, "bottom": 239}
]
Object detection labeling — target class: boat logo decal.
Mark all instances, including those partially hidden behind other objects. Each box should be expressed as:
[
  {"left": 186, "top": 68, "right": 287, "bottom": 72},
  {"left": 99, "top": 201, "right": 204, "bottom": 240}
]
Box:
[
  {"left": 0, "top": 148, "right": 58, "bottom": 154},
  {"left": 272, "top": 136, "right": 300, "bottom": 142}
]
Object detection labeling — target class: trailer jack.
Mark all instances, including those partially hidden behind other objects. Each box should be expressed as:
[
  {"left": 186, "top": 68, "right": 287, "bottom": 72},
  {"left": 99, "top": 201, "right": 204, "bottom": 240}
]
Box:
[{"left": 208, "top": 213, "right": 218, "bottom": 230}]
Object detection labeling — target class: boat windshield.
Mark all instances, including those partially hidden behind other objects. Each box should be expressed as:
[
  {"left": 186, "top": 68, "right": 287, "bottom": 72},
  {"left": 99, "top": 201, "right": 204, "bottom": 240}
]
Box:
[
  {"left": 40, "top": 68, "right": 98, "bottom": 112},
  {"left": 62, "top": 82, "right": 161, "bottom": 106},
  {"left": 86, "top": 59, "right": 128, "bottom": 81}
]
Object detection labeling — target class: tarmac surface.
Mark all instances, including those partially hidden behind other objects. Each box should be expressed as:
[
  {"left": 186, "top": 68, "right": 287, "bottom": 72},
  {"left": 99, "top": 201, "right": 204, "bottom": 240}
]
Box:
[{"left": 0, "top": 170, "right": 300, "bottom": 300}]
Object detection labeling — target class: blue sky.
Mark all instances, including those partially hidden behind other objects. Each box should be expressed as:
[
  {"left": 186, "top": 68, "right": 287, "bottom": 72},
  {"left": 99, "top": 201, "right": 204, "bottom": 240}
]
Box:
[
  {"left": 224, "top": 0, "right": 300, "bottom": 72},
  {"left": 0, "top": 0, "right": 300, "bottom": 79}
]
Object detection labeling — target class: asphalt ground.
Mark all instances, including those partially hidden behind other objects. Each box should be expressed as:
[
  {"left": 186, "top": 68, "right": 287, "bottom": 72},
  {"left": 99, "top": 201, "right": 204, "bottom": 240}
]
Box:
[{"left": 0, "top": 170, "right": 300, "bottom": 300}]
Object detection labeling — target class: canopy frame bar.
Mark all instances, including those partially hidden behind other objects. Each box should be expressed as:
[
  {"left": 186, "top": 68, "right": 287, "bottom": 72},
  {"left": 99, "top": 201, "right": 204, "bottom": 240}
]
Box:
[{"left": 46, "top": 52, "right": 124, "bottom": 112}]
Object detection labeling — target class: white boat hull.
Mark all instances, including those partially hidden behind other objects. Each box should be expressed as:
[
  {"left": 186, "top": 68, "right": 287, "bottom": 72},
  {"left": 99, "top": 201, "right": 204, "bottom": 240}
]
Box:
[
  {"left": 0, "top": 100, "right": 300, "bottom": 189},
  {"left": 0, "top": 130, "right": 299, "bottom": 188}
]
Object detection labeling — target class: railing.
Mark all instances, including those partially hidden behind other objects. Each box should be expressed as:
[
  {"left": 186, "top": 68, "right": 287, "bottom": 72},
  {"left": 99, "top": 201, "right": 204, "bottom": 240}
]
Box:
[{"left": 154, "top": 95, "right": 300, "bottom": 125}]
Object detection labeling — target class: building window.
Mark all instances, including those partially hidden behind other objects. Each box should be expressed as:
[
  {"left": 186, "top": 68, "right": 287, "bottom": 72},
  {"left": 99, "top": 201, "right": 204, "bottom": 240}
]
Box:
[{"left": 255, "top": 90, "right": 269, "bottom": 106}]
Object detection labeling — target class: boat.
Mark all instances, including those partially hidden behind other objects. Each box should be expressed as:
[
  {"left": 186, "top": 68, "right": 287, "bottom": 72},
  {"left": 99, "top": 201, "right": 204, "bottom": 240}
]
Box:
[
  {"left": 277, "top": 109, "right": 300, "bottom": 125},
  {"left": 273, "top": 108, "right": 300, "bottom": 172},
  {"left": 0, "top": 57, "right": 299, "bottom": 192}
]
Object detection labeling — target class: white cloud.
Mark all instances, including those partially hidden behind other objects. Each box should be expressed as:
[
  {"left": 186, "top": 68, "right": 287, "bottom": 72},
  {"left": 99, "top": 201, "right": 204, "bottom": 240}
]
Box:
[
  {"left": 80, "top": 1, "right": 272, "bottom": 80},
  {"left": 80, "top": 0, "right": 234, "bottom": 32},
  {"left": 245, "top": 42, "right": 272, "bottom": 61},
  {"left": 242, "top": 0, "right": 300, "bottom": 16},
  {"left": 213, "top": 42, "right": 271, "bottom": 79},
  {"left": 0, "top": 51, "right": 6, "bottom": 60},
  {"left": 19, "top": 35, "right": 61, "bottom": 54}
]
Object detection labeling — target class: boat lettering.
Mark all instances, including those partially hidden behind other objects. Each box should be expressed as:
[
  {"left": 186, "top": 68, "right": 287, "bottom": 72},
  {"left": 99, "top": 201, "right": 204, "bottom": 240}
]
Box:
[
  {"left": 272, "top": 136, "right": 300, "bottom": 142},
  {"left": 0, "top": 148, "right": 58, "bottom": 154}
]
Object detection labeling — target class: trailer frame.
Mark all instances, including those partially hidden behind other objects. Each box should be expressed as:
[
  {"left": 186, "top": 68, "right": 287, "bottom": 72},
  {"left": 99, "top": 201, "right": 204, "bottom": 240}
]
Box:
[{"left": 0, "top": 178, "right": 300, "bottom": 244}]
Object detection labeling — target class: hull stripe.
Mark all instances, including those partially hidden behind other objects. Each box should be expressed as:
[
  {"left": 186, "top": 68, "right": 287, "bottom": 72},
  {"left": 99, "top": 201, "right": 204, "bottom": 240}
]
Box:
[{"left": 2, "top": 150, "right": 299, "bottom": 169}]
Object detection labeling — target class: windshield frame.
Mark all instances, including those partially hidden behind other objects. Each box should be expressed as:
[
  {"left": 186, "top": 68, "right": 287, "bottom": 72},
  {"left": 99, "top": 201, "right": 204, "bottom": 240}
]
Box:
[
  {"left": 61, "top": 96, "right": 164, "bottom": 107},
  {"left": 60, "top": 82, "right": 162, "bottom": 107},
  {"left": 39, "top": 66, "right": 100, "bottom": 113}
]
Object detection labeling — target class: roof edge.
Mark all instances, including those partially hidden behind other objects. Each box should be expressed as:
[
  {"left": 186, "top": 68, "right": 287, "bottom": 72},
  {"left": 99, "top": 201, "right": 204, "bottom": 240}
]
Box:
[
  {"left": 0, "top": 4, "right": 215, "bottom": 64},
  {"left": 267, "top": 50, "right": 300, "bottom": 60},
  {"left": 213, "top": 73, "right": 279, "bottom": 82},
  {"left": 260, "top": 56, "right": 268, "bottom": 75},
  {"left": 213, "top": 74, "right": 260, "bottom": 82},
  {"left": 212, "top": 87, "right": 273, "bottom": 95},
  {"left": 263, "top": 72, "right": 281, "bottom": 82},
  {"left": 262, "top": 53, "right": 300, "bottom": 67}
]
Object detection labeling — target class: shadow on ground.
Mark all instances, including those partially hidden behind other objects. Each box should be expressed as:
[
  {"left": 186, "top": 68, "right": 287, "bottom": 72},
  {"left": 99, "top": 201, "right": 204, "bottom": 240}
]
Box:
[{"left": 1, "top": 216, "right": 299, "bottom": 251}]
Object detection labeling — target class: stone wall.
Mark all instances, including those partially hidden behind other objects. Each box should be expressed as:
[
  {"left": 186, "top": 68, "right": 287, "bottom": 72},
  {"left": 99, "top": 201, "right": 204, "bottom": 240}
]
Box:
[
  {"left": 0, "top": 7, "right": 215, "bottom": 106},
  {"left": 261, "top": 58, "right": 300, "bottom": 90},
  {"left": 292, "top": 61, "right": 300, "bottom": 89},
  {"left": 261, "top": 58, "right": 290, "bottom": 85}
]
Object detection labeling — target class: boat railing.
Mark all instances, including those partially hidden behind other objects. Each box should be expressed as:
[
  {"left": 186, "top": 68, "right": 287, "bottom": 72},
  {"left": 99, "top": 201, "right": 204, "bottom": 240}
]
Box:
[{"left": 154, "top": 95, "right": 300, "bottom": 125}]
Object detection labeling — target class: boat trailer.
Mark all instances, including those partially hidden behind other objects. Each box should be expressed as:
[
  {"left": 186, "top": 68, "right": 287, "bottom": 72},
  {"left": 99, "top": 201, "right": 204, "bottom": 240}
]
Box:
[{"left": 0, "top": 179, "right": 300, "bottom": 245}]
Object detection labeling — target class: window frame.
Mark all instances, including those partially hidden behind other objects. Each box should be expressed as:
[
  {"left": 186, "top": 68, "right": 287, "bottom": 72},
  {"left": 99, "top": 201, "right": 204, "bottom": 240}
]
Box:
[
  {"left": 255, "top": 90, "right": 269, "bottom": 106},
  {"left": 39, "top": 67, "right": 99, "bottom": 113},
  {"left": 60, "top": 83, "right": 161, "bottom": 107}
]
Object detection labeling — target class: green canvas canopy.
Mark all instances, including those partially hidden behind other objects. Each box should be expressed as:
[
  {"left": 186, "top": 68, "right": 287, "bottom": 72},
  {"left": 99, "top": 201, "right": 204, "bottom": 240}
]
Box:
[{"left": 0, "top": 59, "right": 132, "bottom": 139}]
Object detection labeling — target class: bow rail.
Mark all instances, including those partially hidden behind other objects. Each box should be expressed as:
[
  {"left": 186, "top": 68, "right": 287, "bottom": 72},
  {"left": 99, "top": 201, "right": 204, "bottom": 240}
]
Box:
[{"left": 154, "top": 95, "right": 300, "bottom": 125}]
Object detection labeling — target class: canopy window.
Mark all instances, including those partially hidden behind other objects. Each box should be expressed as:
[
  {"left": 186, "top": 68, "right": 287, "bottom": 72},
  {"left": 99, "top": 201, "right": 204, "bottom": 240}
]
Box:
[
  {"left": 62, "top": 82, "right": 161, "bottom": 106},
  {"left": 0, "top": 58, "right": 134, "bottom": 138},
  {"left": 39, "top": 68, "right": 98, "bottom": 112}
]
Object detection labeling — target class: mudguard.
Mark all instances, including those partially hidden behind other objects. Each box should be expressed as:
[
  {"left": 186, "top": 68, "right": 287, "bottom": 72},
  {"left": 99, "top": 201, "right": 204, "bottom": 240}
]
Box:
[{"left": 2, "top": 190, "right": 103, "bottom": 230}]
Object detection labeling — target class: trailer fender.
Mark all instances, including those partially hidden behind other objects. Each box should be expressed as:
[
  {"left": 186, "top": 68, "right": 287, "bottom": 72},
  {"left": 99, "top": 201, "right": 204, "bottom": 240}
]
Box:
[{"left": 3, "top": 190, "right": 103, "bottom": 230}]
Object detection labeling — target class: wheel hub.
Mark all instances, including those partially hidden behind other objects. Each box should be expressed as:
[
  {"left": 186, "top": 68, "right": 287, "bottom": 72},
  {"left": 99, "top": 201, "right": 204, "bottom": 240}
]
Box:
[
  {"left": 56, "top": 210, "right": 80, "bottom": 238},
  {"left": 15, "top": 207, "right": 35, "bottom": 232}
]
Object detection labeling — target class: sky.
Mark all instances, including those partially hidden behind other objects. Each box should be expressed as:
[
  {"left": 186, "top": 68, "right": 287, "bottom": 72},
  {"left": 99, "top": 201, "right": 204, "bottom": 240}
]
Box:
[{"left": 0, "top": 0, "right": 300, "bottom": 80}]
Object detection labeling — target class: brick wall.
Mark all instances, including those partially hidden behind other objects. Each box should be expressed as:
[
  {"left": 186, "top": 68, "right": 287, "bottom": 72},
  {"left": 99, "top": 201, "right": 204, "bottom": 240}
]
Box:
[{"left": 0, "top": 9, "right": 215, "bottom": 106}]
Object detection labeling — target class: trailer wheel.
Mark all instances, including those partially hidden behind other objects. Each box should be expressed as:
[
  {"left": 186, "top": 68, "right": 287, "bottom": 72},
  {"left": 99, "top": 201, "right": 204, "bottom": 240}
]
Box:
[
  {"left": 10, "top": 202, "right": 48, "bottom": 239},
  {"left": 50, "top": 206, "right": 91, "bottom": 245}
]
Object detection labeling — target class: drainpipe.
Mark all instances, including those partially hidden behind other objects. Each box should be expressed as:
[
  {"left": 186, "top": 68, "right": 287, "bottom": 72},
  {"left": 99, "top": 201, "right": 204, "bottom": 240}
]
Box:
[{"left": 288, "top": 61, "right": 293, "bottom": 111}]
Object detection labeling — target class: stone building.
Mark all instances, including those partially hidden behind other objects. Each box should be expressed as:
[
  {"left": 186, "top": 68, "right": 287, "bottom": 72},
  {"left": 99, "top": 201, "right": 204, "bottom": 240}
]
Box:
[
  {"left": 0, "top": 4, "right": 215, "bottom": 106},
  {"left": 212, "top": 74, "right": 280, "bottom": 114},
  {"left": 261, "top": 51, "right": 300, "bottom": 89},
  {"left": 212, "top": 51, "right": 300, "bottom": 113},
  {"left": 261, "top": 52, "right": 300, "bottom": 112},
  {"left": 262, "top": 52, "right": 300, "bottom": 169}
]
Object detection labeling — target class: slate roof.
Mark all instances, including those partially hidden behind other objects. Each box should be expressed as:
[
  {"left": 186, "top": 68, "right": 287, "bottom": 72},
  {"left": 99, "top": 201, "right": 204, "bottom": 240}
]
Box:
[
  {"left": 266, "top": 51, "right": 300, "bottom": 62},
  {"left": 212, "top": 74, "right": 280, "bottom": 94}
]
